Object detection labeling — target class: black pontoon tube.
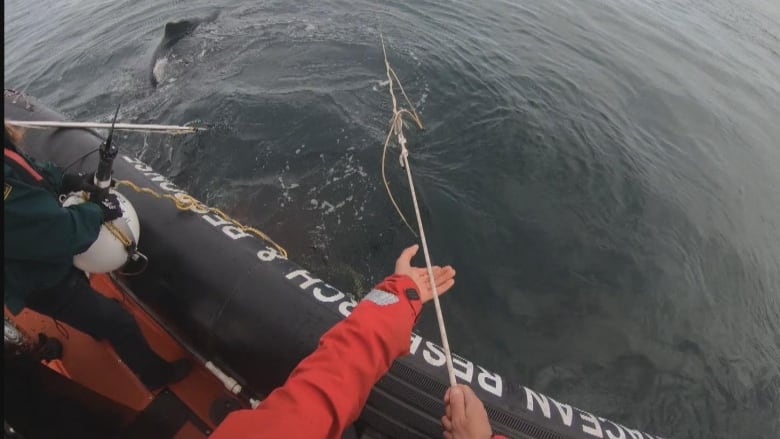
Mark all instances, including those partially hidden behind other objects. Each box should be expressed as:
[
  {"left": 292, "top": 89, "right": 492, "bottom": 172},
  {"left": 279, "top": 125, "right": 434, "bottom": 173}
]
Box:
[{"left": 4, "top": 90, "right": 664, "bottom": 439}]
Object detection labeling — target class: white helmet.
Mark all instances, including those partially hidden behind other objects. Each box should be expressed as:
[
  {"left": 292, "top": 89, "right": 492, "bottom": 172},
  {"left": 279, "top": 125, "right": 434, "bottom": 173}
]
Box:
[{"left": 62, "top": 190, "right": 141, "bottom": 273}]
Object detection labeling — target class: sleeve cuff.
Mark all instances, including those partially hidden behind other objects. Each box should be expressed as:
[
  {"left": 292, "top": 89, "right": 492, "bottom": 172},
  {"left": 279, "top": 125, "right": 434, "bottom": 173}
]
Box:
[{"left": 368, "top": 274, "right": 423, "bottom": 319}]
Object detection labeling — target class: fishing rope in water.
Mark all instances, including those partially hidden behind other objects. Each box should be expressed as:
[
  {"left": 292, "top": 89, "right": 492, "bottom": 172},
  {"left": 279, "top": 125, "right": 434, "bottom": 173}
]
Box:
[{"left": 381, "top": 35, "right": 457, "bottom": 387}]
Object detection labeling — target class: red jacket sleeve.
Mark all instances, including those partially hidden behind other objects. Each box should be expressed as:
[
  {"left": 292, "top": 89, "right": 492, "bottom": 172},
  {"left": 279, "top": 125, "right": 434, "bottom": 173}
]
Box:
[{"left": 210, "top": 274, "right": 422, "bottom": 439}]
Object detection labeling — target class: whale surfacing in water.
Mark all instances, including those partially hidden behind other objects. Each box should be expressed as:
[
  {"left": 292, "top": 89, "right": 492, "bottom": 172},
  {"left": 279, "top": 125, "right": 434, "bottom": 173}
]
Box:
[{"left": 149, "top": 12, "right": 218, "bottom": 87}]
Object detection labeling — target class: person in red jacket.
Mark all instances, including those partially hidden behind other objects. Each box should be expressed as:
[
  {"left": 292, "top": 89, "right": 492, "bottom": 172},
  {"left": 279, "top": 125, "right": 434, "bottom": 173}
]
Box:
[{"left": 212, "top": 244, "right": 503, "bottom": 439}]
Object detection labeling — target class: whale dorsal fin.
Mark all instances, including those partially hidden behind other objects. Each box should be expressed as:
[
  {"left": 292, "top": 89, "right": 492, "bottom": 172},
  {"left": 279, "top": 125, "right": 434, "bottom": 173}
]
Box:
[{"left": 164, "top": 20, "right": 198, "bottom": 39}]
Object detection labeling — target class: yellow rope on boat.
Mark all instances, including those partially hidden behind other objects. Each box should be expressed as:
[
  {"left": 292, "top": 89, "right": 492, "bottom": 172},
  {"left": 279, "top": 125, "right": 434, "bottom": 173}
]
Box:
[
  {"left": 114, "top": 179, "right": 288, "bottom": 258},
  {"left": 104, "top": 221, "right": 133, "bottom": 247},
  {"left": 72, "top": 191, "right": 134, "bottom": 247}
]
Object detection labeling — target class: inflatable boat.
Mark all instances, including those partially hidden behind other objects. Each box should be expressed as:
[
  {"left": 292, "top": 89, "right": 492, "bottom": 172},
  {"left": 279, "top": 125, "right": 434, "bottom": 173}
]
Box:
[{"left": 3, "top": 89, "right": 663, "bottom": 439}]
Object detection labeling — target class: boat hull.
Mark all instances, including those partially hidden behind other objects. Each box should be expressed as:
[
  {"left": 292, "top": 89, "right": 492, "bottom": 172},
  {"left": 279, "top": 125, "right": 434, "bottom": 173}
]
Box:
[{"left": 4, "top": 90, "right": 662, "bottom": 439}]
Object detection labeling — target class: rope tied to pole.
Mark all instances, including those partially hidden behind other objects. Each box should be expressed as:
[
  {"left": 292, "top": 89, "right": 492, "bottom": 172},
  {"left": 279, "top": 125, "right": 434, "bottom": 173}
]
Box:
[{"left": 380, "top": 35, "right": 457, "bottom": 387}]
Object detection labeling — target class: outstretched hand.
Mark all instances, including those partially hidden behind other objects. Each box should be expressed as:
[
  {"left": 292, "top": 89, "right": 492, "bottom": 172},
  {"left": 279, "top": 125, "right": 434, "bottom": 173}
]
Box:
[
  {"left": 441, "top": 385, "right": 493, "bottom": 439},
  {"left": 394, "top": 244, "right": 455, "bottom": 304}
]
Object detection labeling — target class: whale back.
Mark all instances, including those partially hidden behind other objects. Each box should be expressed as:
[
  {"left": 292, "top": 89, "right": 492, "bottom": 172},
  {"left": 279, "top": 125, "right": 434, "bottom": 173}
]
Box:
[{"left": 150, "top": 12, "right": 219, "bottom": 87}]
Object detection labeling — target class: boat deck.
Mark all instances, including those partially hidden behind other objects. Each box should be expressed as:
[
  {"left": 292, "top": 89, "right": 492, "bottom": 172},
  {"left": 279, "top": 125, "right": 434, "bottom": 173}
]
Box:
[{"left": 5, "top": 273, "right": 244, "bottom": 438}]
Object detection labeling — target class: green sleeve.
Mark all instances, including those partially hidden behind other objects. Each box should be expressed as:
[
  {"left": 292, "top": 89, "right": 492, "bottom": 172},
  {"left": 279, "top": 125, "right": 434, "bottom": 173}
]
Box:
[
  {"left": 32, "top": 158, "right": 65, "bottom": 191},
  {"left": 4, "top": 180, "right": 104, "bottom": 261}
]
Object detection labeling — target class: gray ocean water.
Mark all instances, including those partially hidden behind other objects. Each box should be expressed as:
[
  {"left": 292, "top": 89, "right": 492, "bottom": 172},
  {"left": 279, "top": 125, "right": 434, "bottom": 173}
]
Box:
[{"left": 4, "top": 0, "right": 780, "bottom": 437}]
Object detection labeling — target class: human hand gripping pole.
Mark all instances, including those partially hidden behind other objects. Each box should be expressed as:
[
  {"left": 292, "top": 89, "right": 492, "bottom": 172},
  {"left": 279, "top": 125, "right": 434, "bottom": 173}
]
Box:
[
  {"left": 89, "top": 189, "right": 123, "bottom": 222},
  {"left": 442, "top": 385, "right": 498, "bottom": 439}
]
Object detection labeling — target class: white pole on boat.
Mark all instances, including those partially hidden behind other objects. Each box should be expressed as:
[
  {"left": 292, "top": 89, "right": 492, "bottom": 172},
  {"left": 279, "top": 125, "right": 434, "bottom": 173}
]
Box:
[
  {"left": 400, "top": 142, "right": 458, "bottom": 388},
  {"left": 109, "top": 275, "right": 261, "bottom": 408},
  {"left": 5, "top": 120, "right": 205, "bottom": 135},
  {"left": 205, "top": 361, "right": 243, "bottom": 394},
  {"left": 381, "top": 35, "right": 458, "bottom": 388}
]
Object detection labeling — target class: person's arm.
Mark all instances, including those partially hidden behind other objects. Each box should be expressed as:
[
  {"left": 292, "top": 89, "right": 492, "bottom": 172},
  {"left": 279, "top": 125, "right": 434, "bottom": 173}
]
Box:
[
  {"left": 4, "top": 180, "right": 103, "bottom": 260},
  {"left": 211, "top": 245, "right": 455, "bottom": 439}
]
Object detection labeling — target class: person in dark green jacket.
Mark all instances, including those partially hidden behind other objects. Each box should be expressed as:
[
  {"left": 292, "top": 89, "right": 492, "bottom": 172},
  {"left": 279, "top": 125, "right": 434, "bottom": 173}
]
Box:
[{"left": 3, "top": 123, "right": 190, "bottom": 389}]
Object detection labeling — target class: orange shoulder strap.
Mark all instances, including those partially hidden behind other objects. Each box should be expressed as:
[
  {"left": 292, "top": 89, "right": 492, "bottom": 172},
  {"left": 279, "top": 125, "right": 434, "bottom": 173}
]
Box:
[{"left": 4, "top": 147, "right": 44, "bottom": 182}]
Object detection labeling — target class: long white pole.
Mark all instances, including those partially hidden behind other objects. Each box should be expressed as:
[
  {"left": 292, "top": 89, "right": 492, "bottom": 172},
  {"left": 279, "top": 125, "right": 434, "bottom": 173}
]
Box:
[
  {"left": 6, "top": 120, "right": 205, "bottom": 134},
  {"left": 381, "top": 35, "right": 457, "bottom": 387},
  {"left": 401, "top": 149, "right": 458, "bottom": 387}
]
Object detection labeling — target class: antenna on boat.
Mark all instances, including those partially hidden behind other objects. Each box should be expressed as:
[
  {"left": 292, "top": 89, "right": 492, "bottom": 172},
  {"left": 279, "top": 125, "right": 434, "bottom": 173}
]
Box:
[
  {"left": 95, "top": 104, "right": 121, "bottom": 189},
  {"left": 60, "top": 102, "right": 148, "bottom": 275}
]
